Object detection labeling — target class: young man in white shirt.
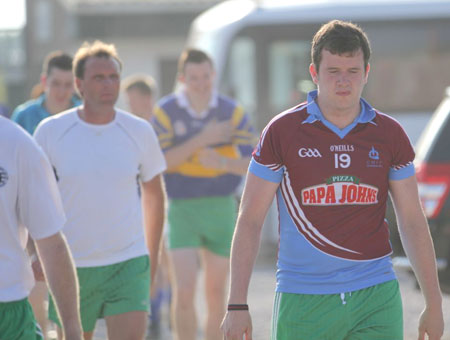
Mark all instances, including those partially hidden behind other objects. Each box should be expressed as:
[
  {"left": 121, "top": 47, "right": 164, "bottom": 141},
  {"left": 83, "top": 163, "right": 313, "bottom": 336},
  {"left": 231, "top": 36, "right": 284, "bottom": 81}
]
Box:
[{"left": 34, "top": 40, "right": 167, "bottom": 340}]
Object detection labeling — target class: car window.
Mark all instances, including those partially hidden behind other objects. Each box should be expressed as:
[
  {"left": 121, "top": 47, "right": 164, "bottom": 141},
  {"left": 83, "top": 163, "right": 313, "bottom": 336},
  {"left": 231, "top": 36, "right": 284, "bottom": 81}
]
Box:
[
  {"left": 428, "top": 102, "right": 450, "bottom": 162},
  {"left": 416, "top": 95, "right": 450, "bottom": 163}
]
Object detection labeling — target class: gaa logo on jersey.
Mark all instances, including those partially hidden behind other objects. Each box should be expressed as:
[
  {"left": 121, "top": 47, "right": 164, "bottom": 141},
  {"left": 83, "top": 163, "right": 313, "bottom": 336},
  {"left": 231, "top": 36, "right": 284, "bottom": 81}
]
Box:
[
  {"left": 298, "top": 148, "right": 322, "bottom": 158},
  {"left": 0, "top": 167, "right": 8, "bottom": 187}
]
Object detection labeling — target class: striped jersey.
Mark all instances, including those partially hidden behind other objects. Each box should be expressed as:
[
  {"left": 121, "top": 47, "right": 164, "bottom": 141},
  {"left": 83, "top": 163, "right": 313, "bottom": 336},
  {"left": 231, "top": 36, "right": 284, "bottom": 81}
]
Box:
[
  {"left": 152, "top": 91, "right": 257, "bottom": 199},
  {"left": 250, "top": 90, "right": 415, "bottom": 294}
]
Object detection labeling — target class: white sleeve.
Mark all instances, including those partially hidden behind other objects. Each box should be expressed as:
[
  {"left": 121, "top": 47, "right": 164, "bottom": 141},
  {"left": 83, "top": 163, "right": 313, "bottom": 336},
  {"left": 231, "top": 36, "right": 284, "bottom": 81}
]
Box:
[
  {"left": 33, "top": 121, "right": 49, "bottom": 154},
  {"left": 140, "top": 123, "right": 167, "bottom": 183},
  {"left": 17, "top": 135, "right": 65, "bottom": 240}
]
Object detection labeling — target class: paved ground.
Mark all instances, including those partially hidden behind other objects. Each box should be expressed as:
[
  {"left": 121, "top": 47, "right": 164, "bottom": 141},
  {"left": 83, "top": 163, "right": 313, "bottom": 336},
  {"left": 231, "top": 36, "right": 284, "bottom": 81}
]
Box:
[{"left": 91, "top": 251, "right": 450, "bottom": 340}]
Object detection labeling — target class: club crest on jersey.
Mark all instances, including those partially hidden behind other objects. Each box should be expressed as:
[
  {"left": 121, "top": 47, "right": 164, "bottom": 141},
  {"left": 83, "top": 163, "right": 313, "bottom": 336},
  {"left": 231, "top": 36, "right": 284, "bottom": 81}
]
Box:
[
  {"left": 298, "top": 148, "right": 322, "bottom": 158},
  {"left": 0, "top": 167, "right": 8, "bottom": 187},
  {"left": 367, "top": 146, "right": 383, "bottom": 168},
  {"left": 301, "top": 175, "right": 378, "bottom": 205}
]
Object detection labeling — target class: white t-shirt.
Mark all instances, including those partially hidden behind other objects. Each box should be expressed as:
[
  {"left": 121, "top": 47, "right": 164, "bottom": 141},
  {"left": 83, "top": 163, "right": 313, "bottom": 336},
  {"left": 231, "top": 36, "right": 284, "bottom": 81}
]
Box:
[
  {"left": 34, "top": 108, "right": 167, "bottom": 267},
  {"left": 0, "top": 117, "right": 65, "bottom": 302}
]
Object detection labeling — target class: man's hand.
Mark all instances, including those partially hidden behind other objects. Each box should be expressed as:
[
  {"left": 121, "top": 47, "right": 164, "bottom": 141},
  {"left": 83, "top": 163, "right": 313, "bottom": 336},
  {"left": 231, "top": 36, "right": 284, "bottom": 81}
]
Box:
[
  {"left": 198, "top": 120, "right": 232, "bottom": 147},
  {"left": 221, "top": 310, "right": 253, "bottom": 340},
  {"left": 418, "top": 306, "right": 444, "bottom": 340},
  {"left": 198, "top": 148, "right": 225, "bottom": 170},
  {"left": 164, "top": 119, "right": 233, "bottom": 170}
]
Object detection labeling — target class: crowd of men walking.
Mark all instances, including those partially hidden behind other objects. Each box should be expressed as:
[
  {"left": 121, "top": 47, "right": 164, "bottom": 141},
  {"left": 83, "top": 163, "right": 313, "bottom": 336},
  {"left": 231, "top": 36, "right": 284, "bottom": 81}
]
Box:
[{"left": 1, "top": 19, "right": 445, "bottom": 340}]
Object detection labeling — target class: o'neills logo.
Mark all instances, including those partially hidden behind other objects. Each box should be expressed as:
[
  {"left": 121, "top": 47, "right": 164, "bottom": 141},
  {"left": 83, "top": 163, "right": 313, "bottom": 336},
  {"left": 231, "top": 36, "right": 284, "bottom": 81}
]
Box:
[{"left": 301, "top": 175, "right": 378, "bottom": 205}]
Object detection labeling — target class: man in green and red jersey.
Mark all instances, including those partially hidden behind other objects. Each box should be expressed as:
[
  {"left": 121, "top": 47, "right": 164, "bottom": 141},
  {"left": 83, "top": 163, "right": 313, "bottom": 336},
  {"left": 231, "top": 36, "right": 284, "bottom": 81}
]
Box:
[{"left": 222, "top": 20, "right": 444, "bottom": 340}]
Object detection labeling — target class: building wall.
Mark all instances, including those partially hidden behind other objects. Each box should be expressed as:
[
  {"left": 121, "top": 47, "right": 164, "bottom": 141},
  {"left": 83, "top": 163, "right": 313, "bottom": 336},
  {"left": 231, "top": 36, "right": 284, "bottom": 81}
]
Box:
[{"left": 23, "top": 0, "right": 211, "bottom": 108}]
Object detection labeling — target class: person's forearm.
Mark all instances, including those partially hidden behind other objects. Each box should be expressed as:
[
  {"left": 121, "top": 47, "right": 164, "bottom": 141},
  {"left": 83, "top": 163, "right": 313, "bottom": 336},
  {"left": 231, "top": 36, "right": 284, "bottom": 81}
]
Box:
[
  {"left": 142, "top": 177, "right": 165, "bottom": 282},
  {"left": 227, "top": 215, "right": 263, "bottom": 304},
  {"left": 145, "top": 198, "right": 164, "bottom": 282},
  {"left": 399, "top": 217, "right": 442, "bottom": 307},
  {"left": 35, "top": 233, "right": 82, "bottom": 338},
  {"left": 223, "top": 157, "right": 252, "bottom": 176},
  {"left": 165, "top": 135, "right": 204, "bottom": 170}
]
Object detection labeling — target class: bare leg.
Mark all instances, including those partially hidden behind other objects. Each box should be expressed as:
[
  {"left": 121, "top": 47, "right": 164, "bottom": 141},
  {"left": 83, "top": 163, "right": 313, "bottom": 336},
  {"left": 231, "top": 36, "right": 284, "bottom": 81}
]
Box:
[
  {"left": 169, "top": 248, "right": 199, "bottom": 340},
  {"left": 56, "top": 326, "right": 94, "bottom": 340},
  {"left": 105, "top": 311, "right": 148, "bottom": 340},
  {"left": 201, "top": 249, "right": 229, "bottom": 340}
]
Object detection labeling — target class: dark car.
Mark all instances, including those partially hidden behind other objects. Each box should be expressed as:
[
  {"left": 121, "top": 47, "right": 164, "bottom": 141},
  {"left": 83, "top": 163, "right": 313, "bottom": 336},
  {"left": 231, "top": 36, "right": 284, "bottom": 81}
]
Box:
[
  {"left": 415, "top": 86, "right": 450, "bottom": 290},
  {"left": 388, "top": 87, "right": 450, "bottom": 292}
]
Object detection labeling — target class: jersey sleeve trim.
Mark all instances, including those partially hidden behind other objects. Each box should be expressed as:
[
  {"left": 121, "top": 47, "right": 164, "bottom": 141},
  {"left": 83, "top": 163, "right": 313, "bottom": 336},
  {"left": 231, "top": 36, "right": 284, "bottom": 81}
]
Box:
[
  {"left": 249, "top": 158, "right": 283, "bottom": 183},
  {"left": 389, "top": 162, "right": 415, "bottom": 180}
]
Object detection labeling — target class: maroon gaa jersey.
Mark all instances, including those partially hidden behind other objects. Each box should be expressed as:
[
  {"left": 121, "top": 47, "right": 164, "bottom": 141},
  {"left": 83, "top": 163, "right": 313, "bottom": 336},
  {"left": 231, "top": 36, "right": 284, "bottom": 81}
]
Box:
[{"left": 252, "top": 92, "right": 415, "bottom": 262}]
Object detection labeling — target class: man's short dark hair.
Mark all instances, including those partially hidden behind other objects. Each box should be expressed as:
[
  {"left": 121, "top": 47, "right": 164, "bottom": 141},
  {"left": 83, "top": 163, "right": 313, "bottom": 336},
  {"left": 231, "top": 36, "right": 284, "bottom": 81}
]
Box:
[
  {"left": 42, "top": 51, "right": 73, "bottom": 76},
  {"left": 311, "top": 20, "right": 371, "bottom": 72},
  {"left": 178, "top": 48, "right": 213, "bottom": 74},
  {"left": 73, "top": 40, "right": 122, "bottom": 79},
  {"left": 123, "top": 74, "right": 157, "bottom": 97}
]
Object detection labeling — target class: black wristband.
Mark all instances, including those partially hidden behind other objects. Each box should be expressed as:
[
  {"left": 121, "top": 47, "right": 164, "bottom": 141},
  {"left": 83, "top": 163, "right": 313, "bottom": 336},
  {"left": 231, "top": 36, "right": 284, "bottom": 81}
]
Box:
[{"left": 227, "top": 304, "right": 249, "bottom": 311}]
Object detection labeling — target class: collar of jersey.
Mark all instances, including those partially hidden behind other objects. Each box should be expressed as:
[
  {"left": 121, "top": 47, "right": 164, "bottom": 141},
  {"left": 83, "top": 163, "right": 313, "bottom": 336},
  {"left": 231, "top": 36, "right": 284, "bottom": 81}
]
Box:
[
  {"left": 303, "top": 90, "right": 376, "bottom": 139},
  {"left": 37, "top": 94, "right": 81, "bottom": 112},
  {"left": 36, "top": 94, "right": 46, "bottom": 108},
  {"left": 176, "top": 90, "right": 219, "bottom": 119}
]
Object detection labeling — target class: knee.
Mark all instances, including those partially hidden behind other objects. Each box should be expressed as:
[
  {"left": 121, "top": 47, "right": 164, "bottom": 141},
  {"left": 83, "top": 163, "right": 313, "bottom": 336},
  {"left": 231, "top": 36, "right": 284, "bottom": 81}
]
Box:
[{"left": 205, "top": 279, "right": 227, "bottom": 301}]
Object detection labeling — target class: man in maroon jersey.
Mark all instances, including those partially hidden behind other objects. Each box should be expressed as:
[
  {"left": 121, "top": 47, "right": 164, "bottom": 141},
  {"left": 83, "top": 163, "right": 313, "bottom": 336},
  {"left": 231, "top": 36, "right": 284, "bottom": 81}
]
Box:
[{"left": 222, "top": 20, "right": 444, "bottom": 340}]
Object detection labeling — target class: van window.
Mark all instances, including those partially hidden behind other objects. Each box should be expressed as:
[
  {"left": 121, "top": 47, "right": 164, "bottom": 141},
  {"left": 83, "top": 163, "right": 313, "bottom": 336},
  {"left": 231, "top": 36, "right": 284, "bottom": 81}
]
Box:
[
  {"left": 223, "top": 37, "right": 257, "bottom": 115},
  {"left": 217, "top": 19, "right": 450, "bottom": 130},
  {"left": 269, "top": 40, "right": 313, "bottom": 113}
]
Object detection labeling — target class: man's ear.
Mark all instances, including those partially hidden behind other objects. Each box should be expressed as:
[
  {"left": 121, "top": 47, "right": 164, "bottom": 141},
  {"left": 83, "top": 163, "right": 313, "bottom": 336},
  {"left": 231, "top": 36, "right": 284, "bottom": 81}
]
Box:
[
  {"left": 75, "top": 77, "right": 83, "bottom": 97},
  {"left": 364, "top": 63, "right": 370, "bottom": 83},
  {"left": 40, "top": 73, "right": 47, "bottom": 87},
  {"left": 178, "top": 73, "right": 185, "bottom": 84},
  {"left": 309, "top": 63, "right": 318, "bottom": 84}
]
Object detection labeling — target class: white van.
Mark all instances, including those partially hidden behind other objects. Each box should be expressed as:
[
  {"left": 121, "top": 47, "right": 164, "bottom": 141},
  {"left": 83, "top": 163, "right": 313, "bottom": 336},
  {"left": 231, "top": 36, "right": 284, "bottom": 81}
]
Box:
[
  {"left": 185, "top": 0, "right": 450, "bottom": 246},
  {"left": 186, "top": 0, "right": 450, "bottom": 134}
]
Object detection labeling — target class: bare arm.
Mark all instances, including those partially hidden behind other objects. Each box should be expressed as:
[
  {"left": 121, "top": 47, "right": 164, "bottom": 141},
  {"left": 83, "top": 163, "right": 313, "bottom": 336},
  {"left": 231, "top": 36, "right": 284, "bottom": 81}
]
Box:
[
  {"left": 389, "top": 175, "right": 444, "bottom": 340},
  {"left": 141, "top": 174, "right": 166, "bottom": 283},
  {"left": 26, "top": 238, "right": 45, "bottom": 281},
  {"left": 222, "top": 157, "right": 252, "bottom": 176},
  {"left": 198, "top": 147, "right": 251, "bottom": 175},
  {"left": 35, "top": 232, "right": 82, "bottom": 340},
  {"left": 221, "top": 173, "right": 279, "bottom": 340},
  {"left": 164, "top": 120, "right": 232, "bottom": 170}
]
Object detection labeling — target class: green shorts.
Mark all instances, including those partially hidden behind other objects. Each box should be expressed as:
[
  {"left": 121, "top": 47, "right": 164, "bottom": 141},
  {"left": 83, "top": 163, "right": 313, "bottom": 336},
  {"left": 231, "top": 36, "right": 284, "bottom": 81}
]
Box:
[
  {"left": 272, "top": 280, "right": 403, "bottom": 340},
  {"left": 0, "top": 298, "right": 43, "bottom": 339},
  {"left": 168, "top": 196, "right": 237, "bottom": 257},
  {"left": 49, "top": 255, "right": 150, "bottom": 332}
]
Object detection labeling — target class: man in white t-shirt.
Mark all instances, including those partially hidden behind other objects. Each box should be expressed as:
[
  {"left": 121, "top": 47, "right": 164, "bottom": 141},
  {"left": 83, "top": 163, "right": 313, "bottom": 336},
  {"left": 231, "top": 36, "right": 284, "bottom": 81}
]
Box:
[
  {"left": 0, "top": 117, "right": 82, "bottom": 339},
  {"left": 34, "top": 40, "right": 167, "bottom": 340}
]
